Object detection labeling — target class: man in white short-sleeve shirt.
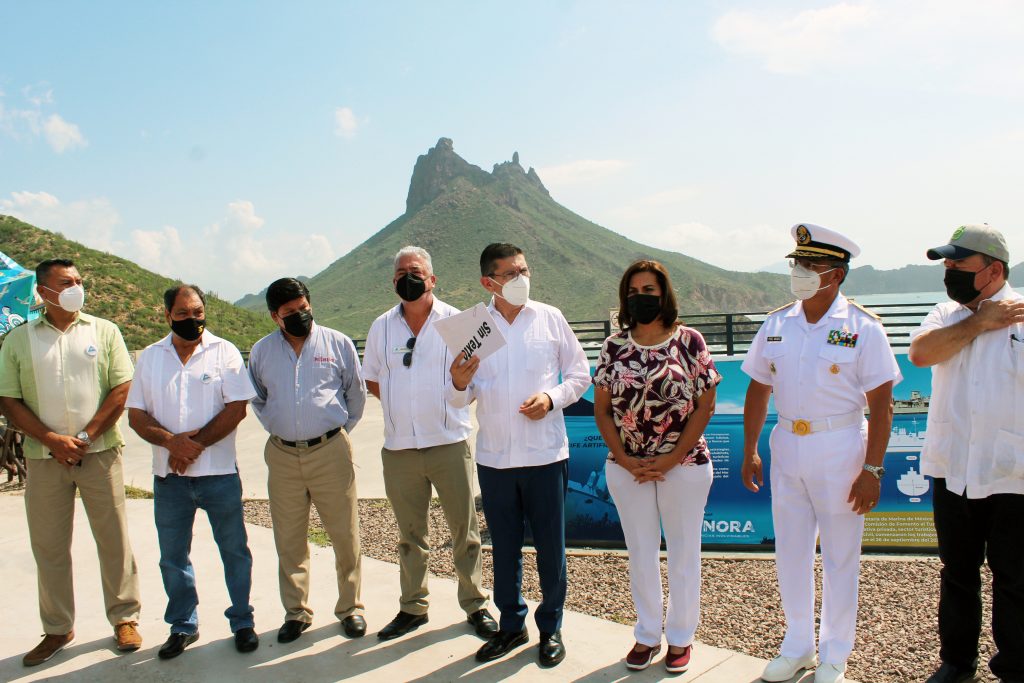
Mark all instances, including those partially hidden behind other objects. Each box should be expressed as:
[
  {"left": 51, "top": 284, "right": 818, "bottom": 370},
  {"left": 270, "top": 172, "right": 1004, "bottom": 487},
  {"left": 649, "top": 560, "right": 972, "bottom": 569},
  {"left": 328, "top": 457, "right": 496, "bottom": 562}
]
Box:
[
  {"left": 741, "top": 224, "right": 900, "bottom": 683},
  {"left": 127, "top": 284, "right": 258, "bottom": 659},
  {"left": 362, "top": 246, "right": 497, "bottom": 642},
  {"left": 909, "top": 224, "right": 1024, "bottom": 683}
]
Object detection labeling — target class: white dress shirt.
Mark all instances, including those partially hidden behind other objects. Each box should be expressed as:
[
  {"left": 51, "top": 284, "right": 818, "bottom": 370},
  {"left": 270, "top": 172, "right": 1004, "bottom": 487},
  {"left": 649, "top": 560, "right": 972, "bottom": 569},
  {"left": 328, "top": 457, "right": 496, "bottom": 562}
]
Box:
[
  {"left": 126, "top": 331, "right": 256, "bottom": 477},
  {"left": 362, "top": 298, "right": 472, "bottom": 450},
  {"left": 447, "top": 299, "right": 590, "bottom": 469},
  {"left": 912, "top": 283, "right": 1024, "bottom": 498}
]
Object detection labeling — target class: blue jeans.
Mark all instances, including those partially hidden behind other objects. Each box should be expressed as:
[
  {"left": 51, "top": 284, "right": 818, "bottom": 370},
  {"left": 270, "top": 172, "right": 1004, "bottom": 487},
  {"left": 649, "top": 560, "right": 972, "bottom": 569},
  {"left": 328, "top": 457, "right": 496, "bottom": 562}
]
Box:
[
  {"left": 477, "top": 460, "right": 568, "bottom": 634},
  {"left": 154, "top": 473, "right": 254, "bottom": 634}
]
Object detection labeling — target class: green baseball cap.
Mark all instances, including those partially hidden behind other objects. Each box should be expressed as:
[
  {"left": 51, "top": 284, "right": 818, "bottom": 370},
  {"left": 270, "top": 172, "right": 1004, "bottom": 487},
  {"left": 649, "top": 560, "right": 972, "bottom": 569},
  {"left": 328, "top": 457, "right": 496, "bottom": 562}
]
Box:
[{"left": 926, "top": 224, "right": 1009, "bottom": 262}]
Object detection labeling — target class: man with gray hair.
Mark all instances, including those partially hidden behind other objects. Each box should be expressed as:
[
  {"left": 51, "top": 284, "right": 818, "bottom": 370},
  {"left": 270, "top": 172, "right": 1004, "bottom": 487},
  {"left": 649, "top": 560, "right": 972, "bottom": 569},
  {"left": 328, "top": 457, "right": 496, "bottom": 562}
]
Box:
[
  {"left": 909, "top": 224, "right": 1024, "bottom": 683},
  {"left": 362, "top": 246, "right": 498, "bottom": 641}
]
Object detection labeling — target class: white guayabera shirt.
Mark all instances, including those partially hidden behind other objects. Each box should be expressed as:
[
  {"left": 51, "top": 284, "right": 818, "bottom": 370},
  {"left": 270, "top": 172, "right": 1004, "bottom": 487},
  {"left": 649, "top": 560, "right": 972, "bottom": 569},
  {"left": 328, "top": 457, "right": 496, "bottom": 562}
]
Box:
[
  {"left": 912, "top": 283, "right": 1024, "bottom": 498},
  {"left": 126, "top": 330, "right": 256, "bottom": 477},
  {"left": 447, "top": 299, "right": 591, "bottom": 469}
]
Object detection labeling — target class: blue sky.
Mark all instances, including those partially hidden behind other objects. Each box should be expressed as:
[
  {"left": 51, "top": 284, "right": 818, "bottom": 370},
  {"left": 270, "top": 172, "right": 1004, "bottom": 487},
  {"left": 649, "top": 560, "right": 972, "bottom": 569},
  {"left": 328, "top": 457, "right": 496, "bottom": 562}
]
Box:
[{"left": 2, "top": 1, "right": 1022, "bottom": 299}]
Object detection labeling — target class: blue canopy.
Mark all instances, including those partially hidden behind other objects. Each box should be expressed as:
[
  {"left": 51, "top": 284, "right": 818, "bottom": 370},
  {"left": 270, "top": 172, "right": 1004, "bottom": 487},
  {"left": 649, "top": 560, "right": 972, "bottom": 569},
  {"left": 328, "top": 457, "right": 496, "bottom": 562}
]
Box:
[{"left": 0, "top": 251, "right": 40, "bottom": 336}]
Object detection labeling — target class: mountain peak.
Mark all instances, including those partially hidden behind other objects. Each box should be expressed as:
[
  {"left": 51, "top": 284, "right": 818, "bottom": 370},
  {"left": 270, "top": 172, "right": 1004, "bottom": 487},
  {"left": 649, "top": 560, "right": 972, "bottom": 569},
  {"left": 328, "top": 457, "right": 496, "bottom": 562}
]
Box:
[{"left": 405, "top": 139, "right": 548, "bottom": 214}]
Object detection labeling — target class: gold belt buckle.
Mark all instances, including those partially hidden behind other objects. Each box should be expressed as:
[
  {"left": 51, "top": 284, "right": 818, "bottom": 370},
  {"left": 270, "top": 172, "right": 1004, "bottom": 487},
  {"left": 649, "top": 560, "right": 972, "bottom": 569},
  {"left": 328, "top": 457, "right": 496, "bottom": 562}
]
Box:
[{"left": 792, "top": 419, "right": 811, "bottom": 436}]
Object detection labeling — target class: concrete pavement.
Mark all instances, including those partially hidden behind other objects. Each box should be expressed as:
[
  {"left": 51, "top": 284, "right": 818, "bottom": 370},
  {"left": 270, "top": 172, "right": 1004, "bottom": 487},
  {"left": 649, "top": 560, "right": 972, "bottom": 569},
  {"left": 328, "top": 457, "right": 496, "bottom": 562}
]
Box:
[{"left": 0, "top": 496, "right": 806, "bottom": 682}]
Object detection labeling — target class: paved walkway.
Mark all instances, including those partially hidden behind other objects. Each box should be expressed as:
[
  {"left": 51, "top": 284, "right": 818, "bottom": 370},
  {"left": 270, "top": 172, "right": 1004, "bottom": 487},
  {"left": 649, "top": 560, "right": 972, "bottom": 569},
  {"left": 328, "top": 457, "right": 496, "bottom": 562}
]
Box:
[
  {"left": 0, "top": 398, "right": 847, "bottom": 682},
  {"left": 0, "top": 497, "right": 807, "bottom": 682}
]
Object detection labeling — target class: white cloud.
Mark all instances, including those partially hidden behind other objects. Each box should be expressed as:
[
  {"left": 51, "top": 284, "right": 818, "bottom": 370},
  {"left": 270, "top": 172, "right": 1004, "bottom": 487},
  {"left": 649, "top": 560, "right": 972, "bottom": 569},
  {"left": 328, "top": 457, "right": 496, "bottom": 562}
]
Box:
[
  {"left": 43, "top": 114, "right": 87, "bottom": 153},
  {"left": 334, "top": 106, "right": 359, "bottom": 139},
  {"left": 622, "top": 221, "right": 792, "bottom": 273},
  {"left": 606, "top": 185, "right": 702, "bottom": 224},
  {"left": 130, "top": 201, "right": 337, "bottom": 299},
  {"left": 535, "top": 159, "right": 630, "bottom": 187},
  {"left": 713, "top": 3, "right": 877, "bottom": 74},
  {"left": 0, "top": 191, "right": 120, "bottom": 251},
  {"left": 0, "top": 87, "right": 87, "bottom": 152},
  {"left": 712, "top": 2, "right": 1024, "bottom": 93}
]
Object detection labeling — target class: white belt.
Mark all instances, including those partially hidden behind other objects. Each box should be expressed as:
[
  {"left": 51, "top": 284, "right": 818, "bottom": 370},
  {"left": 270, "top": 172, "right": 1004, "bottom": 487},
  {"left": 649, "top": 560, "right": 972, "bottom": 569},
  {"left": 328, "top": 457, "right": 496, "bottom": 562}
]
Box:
[{"left": 777, "top": 410, "right": 864, "bottom": 436}]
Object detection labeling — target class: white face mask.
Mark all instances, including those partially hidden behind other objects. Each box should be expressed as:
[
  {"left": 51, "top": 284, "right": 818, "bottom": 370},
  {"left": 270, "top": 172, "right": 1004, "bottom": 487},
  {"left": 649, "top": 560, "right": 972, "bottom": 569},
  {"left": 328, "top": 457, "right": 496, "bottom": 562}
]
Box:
[
  {"left": 43, "top": 284, "right": 86, "bottom": 312},
  {"left": 789, "top": 264, "right": 835, "bottom": 300},
  {"left": 491, "top": 274, "right": 530, "bottom": 307}
]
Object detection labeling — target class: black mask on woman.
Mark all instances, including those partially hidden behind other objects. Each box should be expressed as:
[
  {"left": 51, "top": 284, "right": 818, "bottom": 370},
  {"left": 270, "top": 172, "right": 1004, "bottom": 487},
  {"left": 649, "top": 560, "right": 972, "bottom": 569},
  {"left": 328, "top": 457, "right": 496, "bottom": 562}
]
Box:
[
  {"left": 170, "top": 317, "right": 205, "bottom": 341},
  {"left": 944, "top": 268, "right": 984, "bottom": 305},
  {"left": 627, "top": 294, "right": 662, "bottom": 325},
  {"left": 395, "top": 273, "right": 427, "bottom": 302},
  {"left": 282, "top": 310, "right": 314, "bottom": 338}
]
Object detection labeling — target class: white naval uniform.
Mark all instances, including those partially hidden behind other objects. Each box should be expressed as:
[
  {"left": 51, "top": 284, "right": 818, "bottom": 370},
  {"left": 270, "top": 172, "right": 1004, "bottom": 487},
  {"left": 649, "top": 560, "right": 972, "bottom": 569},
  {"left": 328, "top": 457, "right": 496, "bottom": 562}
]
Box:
[{"left": 742, "top": 293, "right": 901, "bottom": 665}]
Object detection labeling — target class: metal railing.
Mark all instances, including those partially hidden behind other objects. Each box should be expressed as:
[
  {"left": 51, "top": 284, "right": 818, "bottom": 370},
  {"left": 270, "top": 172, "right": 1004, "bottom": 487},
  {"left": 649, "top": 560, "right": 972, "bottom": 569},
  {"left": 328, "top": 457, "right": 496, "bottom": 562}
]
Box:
[{"left": 239, "top": 300, "right": 939, "bottom": 364}]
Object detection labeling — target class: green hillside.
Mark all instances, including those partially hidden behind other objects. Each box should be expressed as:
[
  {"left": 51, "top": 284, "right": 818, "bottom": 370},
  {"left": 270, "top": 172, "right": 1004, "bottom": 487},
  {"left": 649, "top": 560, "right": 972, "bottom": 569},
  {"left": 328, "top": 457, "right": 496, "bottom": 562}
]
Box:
[
  {"left": 250, "top": 138, "right": 793, "bottom": 337},
  {"left": 0, "top": 215, "right": 276, "bottom": 350}
]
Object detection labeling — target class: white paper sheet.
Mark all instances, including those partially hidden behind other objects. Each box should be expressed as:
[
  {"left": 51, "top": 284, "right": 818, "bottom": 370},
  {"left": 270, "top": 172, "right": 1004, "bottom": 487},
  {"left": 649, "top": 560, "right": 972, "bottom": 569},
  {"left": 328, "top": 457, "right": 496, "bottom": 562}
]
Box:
[{"left": 432, "top": 302, "right": 507, "bottom": 362}]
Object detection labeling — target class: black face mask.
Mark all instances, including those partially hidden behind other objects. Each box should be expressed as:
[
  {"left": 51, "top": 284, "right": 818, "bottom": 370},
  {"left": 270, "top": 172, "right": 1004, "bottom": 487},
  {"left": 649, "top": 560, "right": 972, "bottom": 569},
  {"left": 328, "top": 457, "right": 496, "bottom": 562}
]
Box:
[
  {"left": 170, "top": 317, "right": 205, "bottom": 341},
  {"left": 282, "top": 310, "right": 314, "bottom": 338},
  {"left": 395, "top": 273, "right": 427, "bottom": 302},
  {"left": 944, "top": 268, "right": 984, "bottom": 305},
  {"left": 627, "top": 294, "right": 662, "bottom": 325}
]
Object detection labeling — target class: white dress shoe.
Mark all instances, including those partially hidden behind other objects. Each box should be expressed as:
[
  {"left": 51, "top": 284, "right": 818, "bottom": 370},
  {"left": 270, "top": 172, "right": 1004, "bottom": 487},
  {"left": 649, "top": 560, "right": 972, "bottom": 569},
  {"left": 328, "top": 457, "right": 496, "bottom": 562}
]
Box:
[
  {"left": 761, "top": 654, "right": 818, "bottom": 682},
  {"left": 814, "top": 662, "right": 846, "bottom": 683}
]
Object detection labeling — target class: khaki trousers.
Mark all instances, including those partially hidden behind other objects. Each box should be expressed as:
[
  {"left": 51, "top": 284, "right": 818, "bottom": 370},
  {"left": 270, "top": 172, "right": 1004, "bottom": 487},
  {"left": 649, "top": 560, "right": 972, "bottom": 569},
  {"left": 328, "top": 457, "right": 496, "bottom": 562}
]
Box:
[
  {"left": 25, "top": 447, "right": 142, "bottom": 634},
  {"left": 265, "top": 430, "right": 362, "bottom": 622},
  {"left": 382, "top": 440, "right": 487, "bottom": 615}
]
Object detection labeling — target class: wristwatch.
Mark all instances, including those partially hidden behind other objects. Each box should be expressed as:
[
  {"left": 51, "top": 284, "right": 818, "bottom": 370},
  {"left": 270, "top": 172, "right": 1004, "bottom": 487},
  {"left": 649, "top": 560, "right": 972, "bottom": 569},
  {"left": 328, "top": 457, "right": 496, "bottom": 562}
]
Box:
[
  {"left": 76, "top": 430, "right": 92, "bottom": 446},
  {"left": 863, "top": 464, "right": 885, "bottom": 479}
]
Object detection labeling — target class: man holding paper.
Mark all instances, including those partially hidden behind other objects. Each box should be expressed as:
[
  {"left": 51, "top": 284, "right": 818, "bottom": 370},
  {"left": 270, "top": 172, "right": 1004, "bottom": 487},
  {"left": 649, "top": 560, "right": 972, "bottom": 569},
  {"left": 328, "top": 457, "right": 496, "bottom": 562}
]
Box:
[
  {"left": 449, "top": 242, "right": 590, "bottom": 667},
  {"left": 362, "top": 246, "right": 498, "bottom": 642}
]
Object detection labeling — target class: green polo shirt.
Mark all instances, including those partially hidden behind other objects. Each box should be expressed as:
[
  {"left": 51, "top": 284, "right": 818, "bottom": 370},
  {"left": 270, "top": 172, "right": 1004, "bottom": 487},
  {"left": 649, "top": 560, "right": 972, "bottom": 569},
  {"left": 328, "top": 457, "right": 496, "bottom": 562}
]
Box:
[{"left": 0, "top": 312, "right": 134, "bottom": 459}]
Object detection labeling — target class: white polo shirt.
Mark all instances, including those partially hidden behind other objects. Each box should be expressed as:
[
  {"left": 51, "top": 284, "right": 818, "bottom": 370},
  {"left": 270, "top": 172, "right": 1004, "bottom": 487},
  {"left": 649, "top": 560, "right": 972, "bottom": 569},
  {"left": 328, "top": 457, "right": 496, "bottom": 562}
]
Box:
[
  {"left": 362, "top": 298, "right": 472, "bottom": 450},
  {"left": 126, "top": 330, "right": 256, "bottom": 477},
  {"left": 447, "top": 299, "right": 590, "bottom": 469},
  {"left": 912, "top": 283, "right": 1024, "bottom": 498}
]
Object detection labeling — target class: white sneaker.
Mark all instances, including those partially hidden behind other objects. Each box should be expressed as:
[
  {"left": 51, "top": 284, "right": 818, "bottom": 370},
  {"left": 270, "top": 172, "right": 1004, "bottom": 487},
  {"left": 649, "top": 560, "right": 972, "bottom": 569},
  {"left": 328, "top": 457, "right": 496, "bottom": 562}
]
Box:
[
  {"left": 761, "top": 653, "right": 818, "bottom": 682},
  {"left": 814, "top": 662, "right": 846, "bottom": 683}
]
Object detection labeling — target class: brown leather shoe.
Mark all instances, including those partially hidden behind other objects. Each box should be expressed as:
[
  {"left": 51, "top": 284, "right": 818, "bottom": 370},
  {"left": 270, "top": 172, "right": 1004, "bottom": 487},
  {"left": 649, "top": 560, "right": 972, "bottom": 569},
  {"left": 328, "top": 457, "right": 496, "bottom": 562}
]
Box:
[
  {"left": 114, "top": 621, "right": 142, "bottom": 651},
  {"left": 23, "top": 631, "right": 75, "bottom": 667}
]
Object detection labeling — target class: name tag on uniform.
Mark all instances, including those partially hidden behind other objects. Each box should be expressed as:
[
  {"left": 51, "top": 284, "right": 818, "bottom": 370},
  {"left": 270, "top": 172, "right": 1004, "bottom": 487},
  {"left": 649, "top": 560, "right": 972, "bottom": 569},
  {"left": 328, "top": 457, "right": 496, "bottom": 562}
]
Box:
[
  {"left": 392, "top": 345, "right": 412, "bottom": 354},
  {"left": 827, "top": 329, "right": 858, "bottom": 348},
  {"left": 767, "top": 336, "right": 782, "bottom": 343}
]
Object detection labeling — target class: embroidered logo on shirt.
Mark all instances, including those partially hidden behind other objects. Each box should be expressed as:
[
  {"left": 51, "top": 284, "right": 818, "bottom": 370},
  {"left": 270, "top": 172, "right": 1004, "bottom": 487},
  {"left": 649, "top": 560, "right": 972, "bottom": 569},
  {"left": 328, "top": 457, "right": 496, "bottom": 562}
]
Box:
[
  {"left": 200, "top": 373, "right": 213, "bottom": 384},
  {"left": 85, "top": 345, "right": 98, "bottom": 357},
  {"left": 767, "top": 336, "right": 783, "bottom": 343},
  {"left": 827, "top": 330, "right": 858, "bottom": 348},
  {"left": 313, "top": 356, "right": 336, "bottom": 363}
]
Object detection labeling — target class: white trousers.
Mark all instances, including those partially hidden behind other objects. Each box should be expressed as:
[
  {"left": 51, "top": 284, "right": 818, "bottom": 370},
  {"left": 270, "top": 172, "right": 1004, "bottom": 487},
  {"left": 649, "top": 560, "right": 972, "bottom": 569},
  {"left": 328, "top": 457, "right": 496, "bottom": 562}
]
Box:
[
  {"left": 770, "top": 424, "right": 866, "bottom": 665},
  {"left": 606, "top": 459, "right": 713, "bottom": 647}
]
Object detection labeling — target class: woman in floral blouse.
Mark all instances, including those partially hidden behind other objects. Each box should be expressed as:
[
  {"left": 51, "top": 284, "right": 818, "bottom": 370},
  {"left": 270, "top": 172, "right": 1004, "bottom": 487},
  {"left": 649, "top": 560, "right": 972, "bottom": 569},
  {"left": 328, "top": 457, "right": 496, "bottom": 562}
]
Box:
[{"left": 593, "top": 259, "right": 721, "bottom": 674}]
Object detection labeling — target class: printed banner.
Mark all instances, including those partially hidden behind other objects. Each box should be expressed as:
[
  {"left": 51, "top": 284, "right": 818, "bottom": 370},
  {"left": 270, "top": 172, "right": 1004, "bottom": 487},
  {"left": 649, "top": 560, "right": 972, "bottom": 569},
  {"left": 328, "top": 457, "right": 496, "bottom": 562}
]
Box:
[
  {"left": 0, "top": 250, "right": 39, "bottom": 336},
  {"left": 564, "top": 353, "right": 937, "bottom": 550}
]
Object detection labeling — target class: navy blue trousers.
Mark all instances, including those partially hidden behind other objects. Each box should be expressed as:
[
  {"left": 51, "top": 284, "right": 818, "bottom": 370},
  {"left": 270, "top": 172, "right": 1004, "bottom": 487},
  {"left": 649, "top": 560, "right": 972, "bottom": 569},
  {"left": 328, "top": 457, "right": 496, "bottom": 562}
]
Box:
[{"left": 477, "top": 460, "right": 568, "bottom": 635}]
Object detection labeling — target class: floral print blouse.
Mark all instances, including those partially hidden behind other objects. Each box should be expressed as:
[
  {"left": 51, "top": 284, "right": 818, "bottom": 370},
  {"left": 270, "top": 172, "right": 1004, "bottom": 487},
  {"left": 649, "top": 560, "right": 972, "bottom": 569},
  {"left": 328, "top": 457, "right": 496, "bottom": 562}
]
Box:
[{"left": 593, "top": 325, "right": 721, "bottom": 465}]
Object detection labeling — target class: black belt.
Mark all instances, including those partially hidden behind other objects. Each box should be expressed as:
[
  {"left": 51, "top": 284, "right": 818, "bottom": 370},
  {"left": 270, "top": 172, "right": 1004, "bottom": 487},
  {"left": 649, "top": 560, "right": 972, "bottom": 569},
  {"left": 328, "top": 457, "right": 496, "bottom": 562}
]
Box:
[{"left": 277, "top": 427, "right": 341, "bottom": 449}]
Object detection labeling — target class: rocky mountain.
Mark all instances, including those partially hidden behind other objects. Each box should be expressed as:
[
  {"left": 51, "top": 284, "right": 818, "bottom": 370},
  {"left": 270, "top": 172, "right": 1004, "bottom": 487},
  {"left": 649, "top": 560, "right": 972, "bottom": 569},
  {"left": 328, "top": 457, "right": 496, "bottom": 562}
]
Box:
[
  {"left": 0, "top": 215, "right": 276, "bottom": 350},
  {"left": 844, "top": 262, "right": 1023, "bottom": 295},
  {"left": 245, "top": 138, "right": 793, "bottom": 336}
]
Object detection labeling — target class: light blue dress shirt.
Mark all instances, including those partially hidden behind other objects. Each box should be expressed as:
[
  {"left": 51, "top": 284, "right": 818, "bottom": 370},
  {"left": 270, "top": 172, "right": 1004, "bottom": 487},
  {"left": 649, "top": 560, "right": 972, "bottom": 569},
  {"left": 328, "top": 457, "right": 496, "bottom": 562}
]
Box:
[{"left": 248, "top": 322, "right": 366, "bottom": 441}]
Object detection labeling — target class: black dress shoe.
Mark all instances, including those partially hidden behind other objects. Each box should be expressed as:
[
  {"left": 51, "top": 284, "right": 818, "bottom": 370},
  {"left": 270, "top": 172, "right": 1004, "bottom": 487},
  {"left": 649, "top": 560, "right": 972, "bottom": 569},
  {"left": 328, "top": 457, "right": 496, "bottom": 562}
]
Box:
[
  {"left": 475, "top": 628, "right": 529, "bottom": 662},
  {"left": 467, "top": 609, "right": 499, "bottom": 639},
  {"left": 234, "top": 627, "right": 259, "bottom": 653},
  {"left": 377, "top": 611, "right": 428, "bottom": 640},
  {"left": 277, "top": 620, "right": 311, "bottom": 643},
  {"left": 926, "top": 662, "right": 978, "bottom": 683},
  {"left": 158, "top": 632, "right": 199, "bottom": 660},
  {"left": 538, "top": 630, "right": 565, "bottom": 667},
  {"left": 342, "top": 615, "right": 366, "bottom": 638}
]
